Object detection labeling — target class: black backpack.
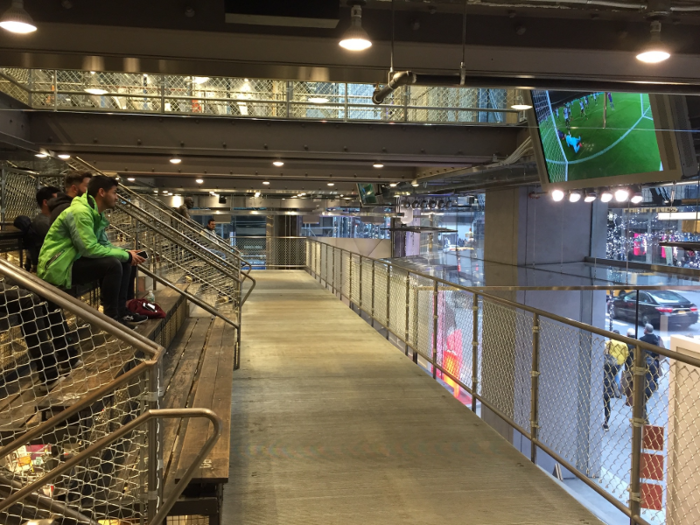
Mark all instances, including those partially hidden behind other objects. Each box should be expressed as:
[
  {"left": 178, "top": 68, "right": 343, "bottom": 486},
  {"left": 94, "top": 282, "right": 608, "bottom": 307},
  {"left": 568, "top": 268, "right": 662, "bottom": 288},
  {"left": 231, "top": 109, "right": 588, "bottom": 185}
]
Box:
[{"left": 13, "top": 215, "right": 40, "bottom": 271}]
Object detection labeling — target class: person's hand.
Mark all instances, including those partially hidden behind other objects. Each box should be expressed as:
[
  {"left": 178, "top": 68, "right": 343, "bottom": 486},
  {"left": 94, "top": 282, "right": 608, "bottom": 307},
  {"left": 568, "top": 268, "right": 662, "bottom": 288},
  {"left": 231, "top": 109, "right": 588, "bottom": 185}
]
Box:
[{"left": 128, "top": 250, "right": 146, "bottom": 266}]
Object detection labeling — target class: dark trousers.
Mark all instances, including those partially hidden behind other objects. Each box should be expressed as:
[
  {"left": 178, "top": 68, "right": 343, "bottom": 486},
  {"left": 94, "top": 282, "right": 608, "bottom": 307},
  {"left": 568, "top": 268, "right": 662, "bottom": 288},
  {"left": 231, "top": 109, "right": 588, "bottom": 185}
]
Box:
[
  {"left": 72, "top": 257, "right": 131, "bottom": 320},
  {"left": 0, "top": 283, "right": 77, "bottom": 385}
]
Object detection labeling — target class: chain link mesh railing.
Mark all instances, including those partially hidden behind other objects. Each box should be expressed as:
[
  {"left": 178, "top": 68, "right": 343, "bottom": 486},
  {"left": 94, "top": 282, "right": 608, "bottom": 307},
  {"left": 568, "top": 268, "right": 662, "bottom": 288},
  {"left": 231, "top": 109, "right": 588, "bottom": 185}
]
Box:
[
  {"left": 0, "top": 259, "right": 162, "bottom": 524},
  {"left": 305, "top": 238, "right": 700, "bottom": 525},
  {"left": 0, "top": 67, "right": 521, "bottom": 125},
  {"left": 232, "top": 237, "right": 306, "bottom": 269}
]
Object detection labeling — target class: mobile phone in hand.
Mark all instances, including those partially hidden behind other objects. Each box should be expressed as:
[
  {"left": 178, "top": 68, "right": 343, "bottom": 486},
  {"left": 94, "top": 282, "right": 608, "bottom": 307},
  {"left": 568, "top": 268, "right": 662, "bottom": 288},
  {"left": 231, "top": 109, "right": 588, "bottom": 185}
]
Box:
[{"left": 137, "top": 250, "right": 148, "bottom": 259}]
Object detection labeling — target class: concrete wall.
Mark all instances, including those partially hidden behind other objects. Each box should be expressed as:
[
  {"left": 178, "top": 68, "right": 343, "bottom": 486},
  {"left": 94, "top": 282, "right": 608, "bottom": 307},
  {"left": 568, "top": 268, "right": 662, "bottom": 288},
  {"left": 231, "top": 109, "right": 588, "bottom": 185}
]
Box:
[{"left": 482, "top": 185, "right": 608, "bottom": 479}]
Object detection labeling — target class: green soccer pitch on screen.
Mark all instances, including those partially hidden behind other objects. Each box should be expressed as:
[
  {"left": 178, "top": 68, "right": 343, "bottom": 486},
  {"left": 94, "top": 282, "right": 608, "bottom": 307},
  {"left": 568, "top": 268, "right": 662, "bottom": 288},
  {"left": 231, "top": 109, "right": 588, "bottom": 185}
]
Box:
[{"left": 526, "top": 90, "right": 690, "bottom": 191}]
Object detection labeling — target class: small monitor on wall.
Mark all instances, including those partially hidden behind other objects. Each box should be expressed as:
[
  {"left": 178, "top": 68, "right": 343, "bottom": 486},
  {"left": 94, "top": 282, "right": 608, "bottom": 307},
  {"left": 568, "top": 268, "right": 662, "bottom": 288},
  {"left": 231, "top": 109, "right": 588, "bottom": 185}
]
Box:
[
  {"left": 525, "top": 90, "right": 697, "bottom": 190},
  {"left": 357, "top": 183, "right": 383, "bottom": 206}
]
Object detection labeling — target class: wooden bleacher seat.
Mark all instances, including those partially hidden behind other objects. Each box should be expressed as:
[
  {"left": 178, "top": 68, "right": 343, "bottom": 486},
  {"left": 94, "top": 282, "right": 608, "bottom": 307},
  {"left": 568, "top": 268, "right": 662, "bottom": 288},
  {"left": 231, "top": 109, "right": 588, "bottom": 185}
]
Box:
[{"left": 160, "top": 317, "right": 234, "bottom": 524}]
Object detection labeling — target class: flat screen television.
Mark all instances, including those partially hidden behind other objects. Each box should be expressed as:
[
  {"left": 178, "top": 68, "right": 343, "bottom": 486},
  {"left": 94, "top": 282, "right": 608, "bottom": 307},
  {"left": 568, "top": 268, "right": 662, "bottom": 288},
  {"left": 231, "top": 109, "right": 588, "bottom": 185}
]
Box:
[
  {"left": 357, "top": 183, "right": 384, "bottom": 206},
  {"left": 526, "top": 90, "right": 697, "bottom": 190}
]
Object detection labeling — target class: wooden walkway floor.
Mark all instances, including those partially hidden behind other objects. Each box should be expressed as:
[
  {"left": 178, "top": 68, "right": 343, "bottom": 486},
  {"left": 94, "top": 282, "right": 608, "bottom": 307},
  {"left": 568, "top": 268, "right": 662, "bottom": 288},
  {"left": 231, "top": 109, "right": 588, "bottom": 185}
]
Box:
[{"left": 223, "top": 271, "right": 602, "bottom": 525}]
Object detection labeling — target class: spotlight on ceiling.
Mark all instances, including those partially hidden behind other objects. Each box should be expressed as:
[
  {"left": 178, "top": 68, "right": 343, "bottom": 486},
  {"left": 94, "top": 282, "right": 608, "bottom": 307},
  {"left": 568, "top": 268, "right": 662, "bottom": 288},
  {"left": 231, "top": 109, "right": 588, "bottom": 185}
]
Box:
[
  {"left": 339, "top": 2, "right": 372, "bottom": 51},
  {"left": 551, "top": 189, "right": 565, "bottom": 202},
  {"left": 600, "top": 190, "right": 614, "bottom": 203},
  {"left": 0, "top": 0, "right": 37, "bottom": 33},
  {"left": 327, "top": 182, "right": 335, "bottom": 187},
  {"left": 127, "top": 177, "right": 136, "bottom": 182},
  {"left": 273, "top": 161, "right": 284, "bottom": 167},
  {"left": 389, "top": 183, "right": 397, "bottom": 187},
  {"left": 569, "top": 191, "right": 582, "bottom": 203},
  {"left": 58, "top": 154, "right": 71, "bottom": 160},
  {"left": 636, "top": 20, "right": 671, "bottom": 64},
  {"left": 35, "top": 153, "right": 47, "bottom": 158},
  {"left": 373, "top": 163, "right": 384, "bottom": 169},
  {"left": 196, "top": 178, "right": 204, "bottom": 184},
  {"left": 631, "top": 191, "right": 644, "bottom": 204},
  {"left": 263, "top": 181, "right": 270, "bottom": 185},
  {"left": 170, "top": 157, "right": 182, "bottom": 164},
  {"left": 615, "top": 188, "right": 630, "bottom": 202},
  {"left": 411, "top": 180, "right": 419, "bottom": 187},
  {"left": 584, "top": 191, "right": 598, "bottom": 203}
]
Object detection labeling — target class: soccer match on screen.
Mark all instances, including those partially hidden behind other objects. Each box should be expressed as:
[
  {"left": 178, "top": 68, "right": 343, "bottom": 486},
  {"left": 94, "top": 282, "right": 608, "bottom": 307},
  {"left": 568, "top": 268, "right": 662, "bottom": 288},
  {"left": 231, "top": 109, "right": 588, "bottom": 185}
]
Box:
[{"left": 531, "top": 90, "right": 663, "bottom": 184}]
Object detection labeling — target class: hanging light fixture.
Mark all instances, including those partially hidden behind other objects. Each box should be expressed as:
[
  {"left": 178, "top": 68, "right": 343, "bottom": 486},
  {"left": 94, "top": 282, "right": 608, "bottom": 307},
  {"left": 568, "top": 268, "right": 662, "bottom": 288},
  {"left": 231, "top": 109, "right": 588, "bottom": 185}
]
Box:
[
  {"left": 569, "top": 191, "right": 582, "bottom": 203},
  {"left": 0, "top": 0, "right": 36, "bottom": 33},
  {"left": 551, "top": 189, "right": 565, "bottom": 202},
  {"left": 339, "top": 1, "right": 372, "bottom": 51},
  {"left": 636, "top": 20, "right": 671, "bottom": 64},
  {"left": 614, "top": 188, "right": 630, "bottom": 202},
  {"left": 600, "top": 190, "right": 614, "bottom": 203},
  {"left": 631, "top": 191, "right": 644, "bottom": 204}
]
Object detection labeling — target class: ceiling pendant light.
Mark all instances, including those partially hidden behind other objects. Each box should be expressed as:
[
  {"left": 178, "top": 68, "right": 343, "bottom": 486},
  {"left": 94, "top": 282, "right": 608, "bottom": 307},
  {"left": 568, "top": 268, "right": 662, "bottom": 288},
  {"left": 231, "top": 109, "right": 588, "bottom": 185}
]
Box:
[
  {"left": 636, "top": 20, "right": 671, "bottom": 64},
  {"left": 0, "top": 0, "right": 36, "bottom": 34},
  {"left": 600, "top": 190, "right": 613, "bottom": 203},
  {"left": 569, "top": 191, "right": 582, "bottom": 203},
  {"left": 551, "top": 189, "right": 565, "bottom": 202},
  {"left": 339, "top": 1, "right": 372, "bottom": 52},
  {"left": 584, "top": 191, "right": 598, "bottom": 203}
]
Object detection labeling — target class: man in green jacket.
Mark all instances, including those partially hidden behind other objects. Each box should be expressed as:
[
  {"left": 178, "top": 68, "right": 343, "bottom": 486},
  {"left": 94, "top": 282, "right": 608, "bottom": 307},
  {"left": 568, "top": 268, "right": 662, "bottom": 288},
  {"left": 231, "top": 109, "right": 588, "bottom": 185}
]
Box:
[{"left": 39, "top": 175, "right": 148, "bottom": 326}]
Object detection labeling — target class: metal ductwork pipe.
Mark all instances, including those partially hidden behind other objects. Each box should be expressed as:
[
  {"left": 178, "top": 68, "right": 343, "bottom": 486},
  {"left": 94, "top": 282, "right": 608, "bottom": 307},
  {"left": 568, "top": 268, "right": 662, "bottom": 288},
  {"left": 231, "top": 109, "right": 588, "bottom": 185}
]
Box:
[
  {"left": 372, "top": 72, "right": 700, "bottom": 103},
  {"left": 372, "top": 71, "right": 417, "bottom": 104}
]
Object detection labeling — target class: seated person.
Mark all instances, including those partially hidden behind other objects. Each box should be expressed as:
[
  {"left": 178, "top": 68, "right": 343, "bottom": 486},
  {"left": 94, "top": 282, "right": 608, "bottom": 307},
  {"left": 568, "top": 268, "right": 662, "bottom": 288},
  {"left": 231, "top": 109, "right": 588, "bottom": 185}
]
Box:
[
  {"left": 48, "top": 170, "right": 92, "bottom": 224},
  {"left": 38, "top": 175, "right": 148, "bottom": 327},
  {"left": 29, "top": 185, "right": 60, "bottom": 269}
]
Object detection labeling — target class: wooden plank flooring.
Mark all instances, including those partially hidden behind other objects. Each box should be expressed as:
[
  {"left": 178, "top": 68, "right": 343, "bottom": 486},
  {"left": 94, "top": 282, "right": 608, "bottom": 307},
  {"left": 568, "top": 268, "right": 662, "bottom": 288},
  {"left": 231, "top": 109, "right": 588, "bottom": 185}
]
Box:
[{"left": 222, "top": 271, "right": 602, "bottom": 525}]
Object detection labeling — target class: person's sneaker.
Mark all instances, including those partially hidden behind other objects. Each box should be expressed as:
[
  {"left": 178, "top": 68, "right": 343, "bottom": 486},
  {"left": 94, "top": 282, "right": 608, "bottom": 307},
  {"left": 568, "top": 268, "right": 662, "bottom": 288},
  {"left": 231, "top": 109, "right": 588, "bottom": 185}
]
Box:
[
  {"left": 603, "top": 423, "right": 609, "bottom": 431},
  {"left": 121, "top": 312, "right": 148, "bottom": 326}
]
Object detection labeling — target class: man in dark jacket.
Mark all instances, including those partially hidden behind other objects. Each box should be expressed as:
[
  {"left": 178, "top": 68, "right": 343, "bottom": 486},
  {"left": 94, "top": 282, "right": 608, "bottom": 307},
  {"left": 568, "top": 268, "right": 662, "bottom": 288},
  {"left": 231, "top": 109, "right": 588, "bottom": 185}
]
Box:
[{"left": 48, "top": 171, "right": 92, "bottom": 224}]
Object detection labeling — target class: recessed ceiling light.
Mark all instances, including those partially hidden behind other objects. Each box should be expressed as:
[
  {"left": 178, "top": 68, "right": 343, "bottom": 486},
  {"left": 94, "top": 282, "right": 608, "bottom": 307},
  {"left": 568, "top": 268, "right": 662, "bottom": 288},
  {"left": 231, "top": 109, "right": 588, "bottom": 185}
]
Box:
[
  {"left": 196, "top": 178, "right": 204, "bottom": 184},
  {"left": 127, "top": 177, "right": 136, "bottom": 182},
  {"left": 58, "top": 154, "right": 71, "bottom": 160},
  {"left": 0, "top": 0, "right": 37, "bottom": 34},
  {"left": 389, "top": 183, "right": 397, "bottom": 187},
  {"left": 273, "top": 161, "right": 284, "bottom": 167},
  {"left": 263, "top": 181, "right": 270, "bottom": 185},
  {"left": 170, "top": 158, "right": 182, "bottom": 164},
  {"left": 373, "top": 163, "right": 384, "bottom": 168},
  {"left": 411, "top": 180, "right": 419, "bottom": 187},
  {"left": 35, "top": 153, "right": 47, "bottom": 158},
  {"left": 327, "top": 183, "right": 335, "bottom": 187},
  {"left": 254, "top": 191, "right": 261, "bottom": 198},
  {"left": 84, "top": 88, "right": 107, "bottom": 95},
  {"left": 308, "top": 97, "right": 329, "bottom": 104}
]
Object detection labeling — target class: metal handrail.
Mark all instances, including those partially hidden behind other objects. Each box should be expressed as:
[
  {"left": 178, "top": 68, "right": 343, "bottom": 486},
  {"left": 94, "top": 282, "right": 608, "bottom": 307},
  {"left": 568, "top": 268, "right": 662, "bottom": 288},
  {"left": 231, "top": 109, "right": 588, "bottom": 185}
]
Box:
[
  {"left": 0, "top": 408, "right": 222, "bottom": 525},
  {"left": 306, "top": 238, "right": 700, "bottom": 374}
]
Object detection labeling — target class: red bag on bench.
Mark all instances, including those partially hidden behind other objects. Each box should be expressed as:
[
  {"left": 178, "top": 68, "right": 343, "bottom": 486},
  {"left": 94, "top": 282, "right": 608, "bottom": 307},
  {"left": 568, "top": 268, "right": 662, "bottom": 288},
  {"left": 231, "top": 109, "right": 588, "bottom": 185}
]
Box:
[{"left": 127, "top": 298, "right": 166, "bottom": 319}]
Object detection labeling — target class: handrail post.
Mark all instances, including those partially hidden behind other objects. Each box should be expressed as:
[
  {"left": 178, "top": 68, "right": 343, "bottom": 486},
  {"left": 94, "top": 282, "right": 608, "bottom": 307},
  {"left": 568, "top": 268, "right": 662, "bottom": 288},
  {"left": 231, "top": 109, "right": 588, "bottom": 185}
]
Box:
[
  {"left": 359, "top": 255, "right": 363, "bottom": 315},
  {"left": 432, "top": 280, "right": 439, "bottom": 379},
  {"left": 332, "top": 244, "right": 336, "bottom": 295},
  {"left": 386, "top": 264, "right": 391, "bottom": 340},
  {"left": 471, "top": 293, "right": 479, "bottom": 413},
  {"left": 147, "top": 361, "right": 162, "bottom": 521},
  {"left": 629, "top": 344, "right": 646, "bottom": 523},
  {"left": 530, "top": 313, "right": 541, "bottom": 464},
  {"left": 349, "top": 252, "right": 353, "bottom": 309},
  {"left": 371, "top": 259, "right": 376, "bottom": 328},
  {"left": 405, "top": 271, "right": 410, "bottom": 357}
]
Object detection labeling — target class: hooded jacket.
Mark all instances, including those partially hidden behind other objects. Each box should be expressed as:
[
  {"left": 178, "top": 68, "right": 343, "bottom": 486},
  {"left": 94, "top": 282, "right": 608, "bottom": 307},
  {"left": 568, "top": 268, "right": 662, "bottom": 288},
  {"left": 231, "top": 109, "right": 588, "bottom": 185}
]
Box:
[
  {"left": 38, "top": 193, "right": 130, "bottom": 289},
  {"left": 48, "top": 192, "right": 75, "bottom": 224}
]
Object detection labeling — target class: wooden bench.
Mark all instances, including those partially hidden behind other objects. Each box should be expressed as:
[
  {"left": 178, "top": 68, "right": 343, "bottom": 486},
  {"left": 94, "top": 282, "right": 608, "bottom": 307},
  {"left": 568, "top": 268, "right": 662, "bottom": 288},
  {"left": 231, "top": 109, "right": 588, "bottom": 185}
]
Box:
[{"left": 161, "top": 316, "right": 234, "bottom": 525}]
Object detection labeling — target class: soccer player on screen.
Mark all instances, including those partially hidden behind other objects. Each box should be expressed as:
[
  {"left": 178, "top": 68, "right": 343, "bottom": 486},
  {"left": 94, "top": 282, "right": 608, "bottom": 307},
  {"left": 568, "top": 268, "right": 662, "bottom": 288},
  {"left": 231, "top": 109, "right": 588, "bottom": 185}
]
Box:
[
  {"left": 593, "top": 93, "right": 598, "bottom": 105},
  {"left": 564, "top": 107, "right": 570, "bottom": 129},
  {"left": 555, "top": 107, "right": 560, "bottom": 119},
  {"left": 579, "top": 99, "right": 587, "bottom": 119},
  {"left": 607, "top": 92, "right": 615, "bottom": 109},
  {"left": 565, "top": 132, "right": 582, "bottom": 154}
]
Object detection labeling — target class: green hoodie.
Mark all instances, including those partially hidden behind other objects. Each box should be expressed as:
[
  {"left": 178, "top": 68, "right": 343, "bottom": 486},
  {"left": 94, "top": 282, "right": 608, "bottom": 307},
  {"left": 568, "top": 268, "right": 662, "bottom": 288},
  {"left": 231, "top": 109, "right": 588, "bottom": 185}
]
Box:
[{"left": 38, "top": 193, "right": 129, "bottom": 289}]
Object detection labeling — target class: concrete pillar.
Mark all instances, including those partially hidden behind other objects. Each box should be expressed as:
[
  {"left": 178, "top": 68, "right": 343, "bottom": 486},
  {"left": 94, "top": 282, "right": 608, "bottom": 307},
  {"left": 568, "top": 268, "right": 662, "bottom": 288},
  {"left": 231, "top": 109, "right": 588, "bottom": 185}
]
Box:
[{"left": 482, "top": 186, "right": 607, "bottom": 478}]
